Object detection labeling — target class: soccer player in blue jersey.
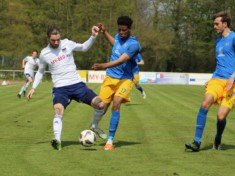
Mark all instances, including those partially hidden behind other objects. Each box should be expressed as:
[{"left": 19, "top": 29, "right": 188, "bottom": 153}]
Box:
[
  {"left": 91, "top": 16, "right": 141, "bottom": 150},
  {"left": 185, "top": 11, "right": 235, "bottom": 152},
  {"left": 133, "top": 53, "right": 146, "bottom": 99}
]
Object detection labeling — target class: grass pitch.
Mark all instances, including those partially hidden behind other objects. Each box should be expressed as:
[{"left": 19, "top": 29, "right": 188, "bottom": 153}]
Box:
[{"left": 0, "top": 82, "right": 235, "bottom": 176}]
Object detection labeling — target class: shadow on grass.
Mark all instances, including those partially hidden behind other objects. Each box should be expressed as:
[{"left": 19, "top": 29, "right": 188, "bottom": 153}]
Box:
[
  {"left": 124, "top": 103, "right": 142, "bottom": 106},
  {"left": 62, "top": 141, "right": 98, "bottom": 150},
  {"left": 36, "top": 140, "right": 141, "bottom": 149},
  {"left": 36, "top": 140, "right": 79, "bottom": 147},
  {"left": 200, "top": 144, "right": 213, "bottom": 151},
  {"left": 98, "top": 140, "right": 141, "bottom": 148},
  {"left": 220, "top": 144, "right": 235, "bottom": 150},
  {"left": 62, "top": 140, "right": 79, "bottom": 148},
  {"left": 200, "top": 143, "right": 235, "bottom": 151}
]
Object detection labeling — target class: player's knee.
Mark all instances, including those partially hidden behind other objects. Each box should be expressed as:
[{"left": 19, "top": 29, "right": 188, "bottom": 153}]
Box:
[
  {"left": 217, "top": 115, "right": 226, "bottom": 121},
  {"left": 201, "top": 101, "right": 212, "bottom": 109},
  {"left": 54, "top": 103, "right": 64, "bottom": 115},
  {"left": 112, "top": 102, "right": 121, "bottom": 111},
  {"left": 217, "top": 111, "right": 229, "bottom": 121},
  {"left": 91, "top": 96, "right": 104, "bottom": 110}
]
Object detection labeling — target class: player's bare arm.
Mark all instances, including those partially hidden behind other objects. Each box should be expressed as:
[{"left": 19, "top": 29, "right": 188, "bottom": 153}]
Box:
[
  {"left": 22, "top": 60, "right": 26, "bottom": 69},
  {"left": 98, "top": 23, "right": 115, "bottom": 45},
  {"left": 91, "top": 26, "right": 100, "bottom": 37},
  {"left": 137, "top": 59, "right": 144, "bottom": 66},
  {"left": 92, "top": 53, "right": 130, "bottom": 70}
]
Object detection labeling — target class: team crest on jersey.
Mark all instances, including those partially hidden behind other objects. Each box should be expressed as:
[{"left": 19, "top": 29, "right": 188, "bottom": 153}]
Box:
[
  {"left": 218, "top": 47, "right": 225, "bottom": 57},
  {"left": 62, "top": 48, "right": 67, "bottom": 52}
]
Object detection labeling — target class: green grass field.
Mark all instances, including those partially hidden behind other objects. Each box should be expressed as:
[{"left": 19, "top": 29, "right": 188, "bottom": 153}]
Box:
[{"left": 1, "top": 82, "right": 235, "bottom": 176}]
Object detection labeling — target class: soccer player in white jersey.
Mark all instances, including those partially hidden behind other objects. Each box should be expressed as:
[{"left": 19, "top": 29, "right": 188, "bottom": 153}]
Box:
[
  {"left": 17, "top": 50, "right": 39, "bottom": 98},
  {"left": 27, "top": 25, "right": 105, "bottom": 150}
]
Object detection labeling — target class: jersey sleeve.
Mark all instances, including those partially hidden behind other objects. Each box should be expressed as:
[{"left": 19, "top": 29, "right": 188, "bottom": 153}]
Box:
[
  {"left": 23, "top": 56, "right": 29, "bottom": 62},
  {"left": 233, "top": 37, "right": 235, "bottom": 50},
  {"left": 135, "top": 53, "right": 142, "bottom": 62},
  {"left": 32, "top": 56, "right": 46, "bottom": 89},
  {"left": 69, "top": 36, "right": 96, "bottom": 52},
  {"left": 36, "top": 58, "right": 40, "bottom": 64},
  {"left": 125, "top": 42, "right": 140, "bottom": 59}
]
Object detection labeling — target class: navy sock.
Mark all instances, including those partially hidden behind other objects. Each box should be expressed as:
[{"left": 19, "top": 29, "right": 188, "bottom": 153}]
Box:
[
  {"left": 194, "top": 107, "right": 208, "bottom": 144},
  {"left": 215, "top": 119, "right": 226, "bottom": 141},
  {"left": 137, "top": 86, "right": 143, "bottom": 93},
  {"left": 108, "top": 111, "right": 120, "bottom": 141}
]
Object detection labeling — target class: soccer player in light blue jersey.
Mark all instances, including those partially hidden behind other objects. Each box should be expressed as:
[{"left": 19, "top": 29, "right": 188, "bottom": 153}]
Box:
[
  {"left": 185, "top": 11, "right": 235, "bottom": 152},
  {"left": 91, "top": 16, "right": 141, "bottom": 150},
  {"left": 133, "top": 53, "right": 146, "bottom": 99}
]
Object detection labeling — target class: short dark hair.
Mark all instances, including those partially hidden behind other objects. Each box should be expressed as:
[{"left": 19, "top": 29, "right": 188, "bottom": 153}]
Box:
[
  {"left": 32, "top": 50, "right": 38, "bottom": 54},
  {"left": 117, "top": 16, "right": 133, "bottom": 29},
  {"left": 213, "top": 11, "right": 231, "bottom": 27},
  {"left": 47, "top": 25, "right": 60, "bottom": 37}
]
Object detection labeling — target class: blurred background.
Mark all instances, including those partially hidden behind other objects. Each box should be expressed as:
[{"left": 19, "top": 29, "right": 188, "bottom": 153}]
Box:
[{"left": 0, "top": 0, "right": 235, "bottom": 73}]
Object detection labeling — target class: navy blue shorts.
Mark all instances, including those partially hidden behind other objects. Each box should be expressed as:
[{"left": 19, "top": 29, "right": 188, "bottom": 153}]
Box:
[{"left": 52, "top": 82, "right": 97, "bottom": 109}]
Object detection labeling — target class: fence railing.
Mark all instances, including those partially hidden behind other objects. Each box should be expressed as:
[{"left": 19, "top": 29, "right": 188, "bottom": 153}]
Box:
[
  {"left": 0, "top": 70, "right": 51, "bottom": 80},
  {"left": 0, "top": 70, "right": 212, "bottom": 85}
]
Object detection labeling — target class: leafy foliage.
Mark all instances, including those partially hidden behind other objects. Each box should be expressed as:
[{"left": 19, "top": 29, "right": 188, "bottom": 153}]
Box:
[{"left": 0, "top": 0, "right": 235, "bottom": 72}]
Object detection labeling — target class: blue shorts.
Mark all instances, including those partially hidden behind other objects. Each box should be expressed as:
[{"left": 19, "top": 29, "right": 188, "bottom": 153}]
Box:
[
  {"left": 52, "top": 82, "right": 97, "bottom": 109},
  {"left": 24, "top": 73, "right": 32, "bottom": 79}
]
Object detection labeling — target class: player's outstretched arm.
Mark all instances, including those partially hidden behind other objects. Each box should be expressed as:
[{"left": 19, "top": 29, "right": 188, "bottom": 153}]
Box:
[
  {"left": 98, "top": 23, "right": 114, "bottom": 45},
  {"left": 27, "top": 61, "right": 45, "bottom": 100},
  {"left": 91, "top": 25, "right": 100, "bottom": 37},
  {"left": 22, "top": 59, "right": 26, "bottom": 69},
  {"left": 92, "top": 53, "right": 130, "bottom": 70}
]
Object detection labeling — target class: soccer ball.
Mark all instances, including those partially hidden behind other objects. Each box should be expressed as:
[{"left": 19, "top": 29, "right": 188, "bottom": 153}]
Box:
[{"left": 79, "top": 130, "right": 96, "bottom": 147}]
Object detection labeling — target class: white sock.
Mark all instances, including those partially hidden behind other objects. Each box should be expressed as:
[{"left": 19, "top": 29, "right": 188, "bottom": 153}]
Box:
[
  {"left": 91, "top": 109, "right": 104, "bottom": 128},
  {"left": 19, "top": 86, "right": 25, "bottom": 95},
  {"left": 53, "top": 114, "right": 63, "bottom": 141},
  {"left": 107, "top": 139, "right": 113, "bottom": 144},
  {"left": 24, "top": 82, "right": 30, "bottom": 91}
]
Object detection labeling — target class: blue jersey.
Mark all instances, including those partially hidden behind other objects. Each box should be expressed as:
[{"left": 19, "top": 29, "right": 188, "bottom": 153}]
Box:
[
  {"left": 132, "top": 53, "right": 142, "bottom": 74},
  {"left": 106, "top": 34, "right": 140, "bottom": 79},
  {"left": 213, "top": 31, "right": 235, "bottom": 79}
]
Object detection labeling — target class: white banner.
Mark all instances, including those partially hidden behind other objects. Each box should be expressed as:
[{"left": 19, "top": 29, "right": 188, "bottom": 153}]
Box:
[
  {"left": 88, "top": 71, "right": 106, "bottom": 83},
  {"left": 188, "top": 73, "right": 212, "bottom": 85},
  {"left": 139, "top": 72, "right": 188, "bottom": 84}
]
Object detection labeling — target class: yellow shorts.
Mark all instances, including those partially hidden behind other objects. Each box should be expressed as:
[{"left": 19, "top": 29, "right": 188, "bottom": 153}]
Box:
[
  {"left": 99, "top": 76, "right": 133, "bottom": 104},
  {"left": 206, "top": 78, "right": 235, "bottom": 109},
  {"left": 133, "top": 74, "right": 140, "bottom": 87}
]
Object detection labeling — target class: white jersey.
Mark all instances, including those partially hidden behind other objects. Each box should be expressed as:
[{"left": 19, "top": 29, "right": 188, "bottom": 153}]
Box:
[
  {"left": 32, "top": 36, "right": 96, "bottom": 89},
  {"left": 24, "top": 56, "right": 39, "bottom": 77}
]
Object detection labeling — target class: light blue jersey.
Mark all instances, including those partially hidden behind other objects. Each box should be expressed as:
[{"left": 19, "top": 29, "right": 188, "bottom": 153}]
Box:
[
  {"left": 213, "top": 31, "right": 235, "bottom": 79},
  {"left": 132, "top": 53, "right": 142, "bottom": 74},
  {"left": 106, "top": 34, "right": 141, "bottom": 80}
]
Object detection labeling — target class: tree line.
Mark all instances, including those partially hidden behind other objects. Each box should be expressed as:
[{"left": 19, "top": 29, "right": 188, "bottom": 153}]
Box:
[{"left": 0, "top": 0, "right": 235, "bottom": 72}]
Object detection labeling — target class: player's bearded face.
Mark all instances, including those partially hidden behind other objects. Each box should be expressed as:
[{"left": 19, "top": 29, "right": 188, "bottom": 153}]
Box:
[
  {"left": 118, "top": 25, "right": 131, "bottom": 39},
  {"left": 214, "top": 17, "right": 226, "bottom": 34},
  {"left": 49, "top": 34, "right": 61, "bottom": 49}
]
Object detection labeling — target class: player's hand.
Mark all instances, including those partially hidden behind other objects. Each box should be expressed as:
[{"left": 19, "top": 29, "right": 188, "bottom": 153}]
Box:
[
  {"left": 204, "top": 81, "right": 208, "bottom": 89},
  {"left": 98, "top": 23, "right": 106, "bottom": 33},
  {"left": 226, "top": 78, "right": 234, "bottom": 91},
  {"left": 27, "top": 89, "right": 35, "bottom": 100},
  {"left": 92, "top": 63, "right": 106, "bottom": 70},
  {"left": 91, "top": 26, "right": 100, "bottom": 37}
]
